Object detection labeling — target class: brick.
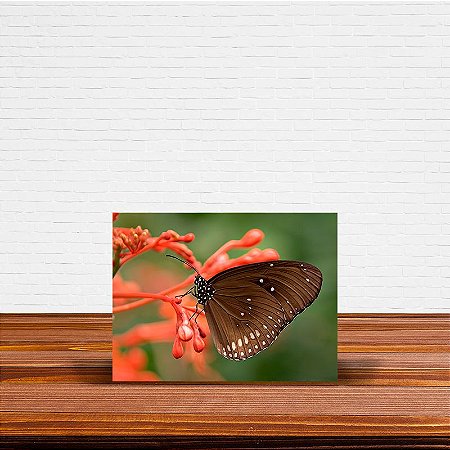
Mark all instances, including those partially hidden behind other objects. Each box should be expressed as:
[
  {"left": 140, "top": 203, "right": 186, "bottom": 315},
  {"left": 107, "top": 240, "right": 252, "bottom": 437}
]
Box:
[{"left": 0, "top": 2, "right": 447, "bottom": 313}]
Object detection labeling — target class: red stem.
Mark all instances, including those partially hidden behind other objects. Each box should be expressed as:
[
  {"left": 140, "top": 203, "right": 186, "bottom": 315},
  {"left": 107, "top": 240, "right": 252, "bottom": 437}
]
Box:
[
  {"left": 120, "top": 243, "right": 156, "bottom": 265},
  {"left": 202, "top": 239, "right": 240, "bottom": 270},
  {"left": 113, "top": 292, "right": 177, "bottom": 313}
]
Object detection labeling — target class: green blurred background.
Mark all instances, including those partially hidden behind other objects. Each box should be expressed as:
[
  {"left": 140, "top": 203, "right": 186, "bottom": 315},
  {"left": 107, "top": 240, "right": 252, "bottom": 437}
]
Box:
[{"left": 114, "top": 213, "right": 337, "bottom": 382}]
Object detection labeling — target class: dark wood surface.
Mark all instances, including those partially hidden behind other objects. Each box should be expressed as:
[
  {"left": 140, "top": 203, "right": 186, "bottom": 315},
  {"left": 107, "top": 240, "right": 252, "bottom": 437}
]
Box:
[{"left": 1, "top": 314, "right": 449, "bottom": 449}]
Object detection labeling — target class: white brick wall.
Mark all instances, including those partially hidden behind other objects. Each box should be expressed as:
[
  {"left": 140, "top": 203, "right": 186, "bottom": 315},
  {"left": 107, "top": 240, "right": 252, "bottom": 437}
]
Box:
[{"left": 0, "top": 2, "right": 448, "bottom": 313}]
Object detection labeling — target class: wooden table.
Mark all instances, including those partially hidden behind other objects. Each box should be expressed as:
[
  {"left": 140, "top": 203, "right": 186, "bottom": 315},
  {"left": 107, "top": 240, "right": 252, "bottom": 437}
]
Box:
[{"left": 1, "top": 314, "right": 449, "bottom": 449}]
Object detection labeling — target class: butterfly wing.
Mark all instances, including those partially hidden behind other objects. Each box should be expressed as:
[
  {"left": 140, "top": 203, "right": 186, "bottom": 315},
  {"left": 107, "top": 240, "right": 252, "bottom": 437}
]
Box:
[{"left": 204, "top": 260, "right": 322, "bottom": 361}]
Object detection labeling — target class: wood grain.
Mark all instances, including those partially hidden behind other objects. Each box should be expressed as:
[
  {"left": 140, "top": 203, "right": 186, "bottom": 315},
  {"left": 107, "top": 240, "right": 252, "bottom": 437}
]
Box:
[
  {"left": 2, "top": 436, "right": 449, "bottom": 450},
  {"left": 1, "top": 412, "right": 449, "bottom": 436},
  {"left": 1, "top": 313, "right": 449, "bottom": 448}
]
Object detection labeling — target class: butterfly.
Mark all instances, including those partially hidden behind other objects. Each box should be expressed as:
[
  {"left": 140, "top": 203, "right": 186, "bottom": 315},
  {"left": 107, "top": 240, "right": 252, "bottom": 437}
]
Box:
[{"left": 168, "top": 255, "right": 322, "bottom": 361}]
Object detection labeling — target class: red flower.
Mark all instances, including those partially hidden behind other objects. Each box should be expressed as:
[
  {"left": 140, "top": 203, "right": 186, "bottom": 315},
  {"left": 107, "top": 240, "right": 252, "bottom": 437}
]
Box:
[
  {"left": 172, "top": 336, "right": 184, "bottom": 359},
  {"left": 113, "top": 225, "right": 279, "bottom": 367},
  {"left": 192, "top": 325, "right": 206, "bottom": 353},
  {"left": 113, "top": 227, "right": 197, "bottom": 277}
]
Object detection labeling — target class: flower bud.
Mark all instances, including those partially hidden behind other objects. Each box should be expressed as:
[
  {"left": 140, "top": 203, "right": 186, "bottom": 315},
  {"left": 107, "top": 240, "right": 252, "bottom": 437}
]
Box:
[
  {"left": 262, "top": 248, "right": 280, "bottom": 260},
  {"left": 193, "top": 335, "right": 205, "bottom": 353},
  {"left": 178, "top": 324, "right": 194, "bottom": 341},
  {"left": 241, "top": 229, "right": 264, "bottom": 247},
  {"left": 139, "top": 230, "right": 149, "bottom": 242},
  {"left": 184, "top": 233, "right": 195, "bottom": 242},
  {"left": 113, "top": 237, "right": 124, "bottom": 248},
  {"left": 247, "top": 248, "right": 261, "bottom": 257},
  {"left": 214, "top": 253, "right": 229, "bottom": 267},
  {"left": 192, "top": 325, "right": 206, "bottom": 353},
  {"left": 179, "top": 309, "right": 189, "bottom": 325},
  {"left": 197, "top": 325, "right": 207, "bottom": 339},
  {"left": 172, "top": 337, "right": 184, "bottom": 359}
]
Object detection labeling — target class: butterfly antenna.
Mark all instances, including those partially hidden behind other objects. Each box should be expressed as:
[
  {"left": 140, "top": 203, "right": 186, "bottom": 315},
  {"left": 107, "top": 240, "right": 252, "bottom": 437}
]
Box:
[{"left": 166, "top": 254, "right": 200, "bottom": 275}]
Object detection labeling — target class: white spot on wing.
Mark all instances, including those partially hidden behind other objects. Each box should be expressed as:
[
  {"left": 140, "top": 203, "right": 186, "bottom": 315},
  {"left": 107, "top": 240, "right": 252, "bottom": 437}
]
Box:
[{"left": 238, "top": 338, "right": 242, "bottom": 347}]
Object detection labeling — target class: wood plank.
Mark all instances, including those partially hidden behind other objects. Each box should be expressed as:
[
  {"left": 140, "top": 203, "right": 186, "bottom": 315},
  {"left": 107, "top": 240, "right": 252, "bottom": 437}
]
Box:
[
  {"left": 1, "top": 314, "right": 448, "bottom": 387},
  {"left": 2, "top": 313, "right": 448, "bottom": 333},
  {"left": 0, "top": 367, "right": 111, "bottom": 384},
  {"left": 2, "top": 434, "right": 448, "bottom": 450},
  {"left": 338, "top": 315, "right": 450, "bottom": 345},
  {"left": 339, "top": 344, "right": 449, "bottom": 353},
  {"left": 0, "top": 313, "right": 449, "bottom": 444},
  {"left": 2, "top": 313, "right": 448, "bottom": 344},
  {"left": 339, "top": 352, "right": 450, "bottom": 386},
  {"left": 2, "top": 384, "right": 448, "bottom": 417},
  {"left": 1, "top": 413, "right": 449, "bottom": 437},
  {"left": 1, "top": 436, "right": 449, "bottom": 450},
  {"left": 2, "top": 366, "right": 448, "bottom": 386},
  {"left": 0, "top": 314, "right": 111, "bottom": 342},
  {"left": 4, "top": 348, "right": 444, "bottom": 368}
]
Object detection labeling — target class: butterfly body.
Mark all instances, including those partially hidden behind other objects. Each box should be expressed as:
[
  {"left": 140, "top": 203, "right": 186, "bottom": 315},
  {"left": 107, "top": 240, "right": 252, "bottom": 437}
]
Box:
[
  {"left": 193, "top": 275, "right": 215, "bottom": 305},
  {"left": 185, "top": 259, "right": 323, "bottom": 361}
]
